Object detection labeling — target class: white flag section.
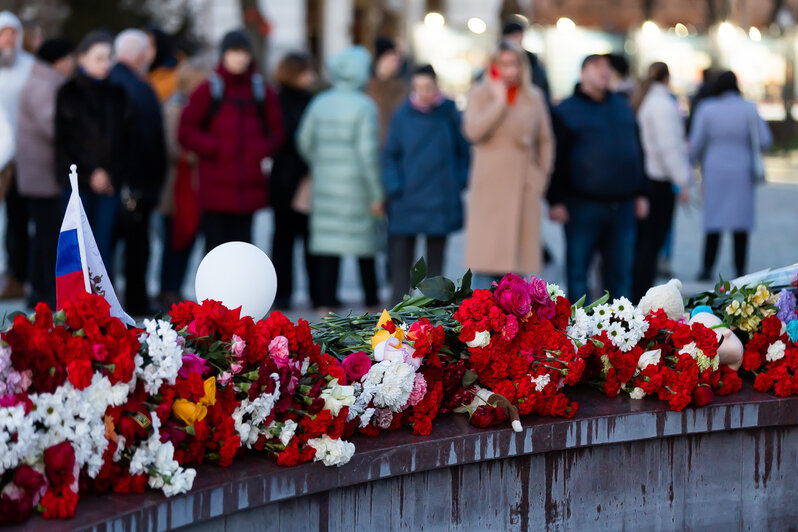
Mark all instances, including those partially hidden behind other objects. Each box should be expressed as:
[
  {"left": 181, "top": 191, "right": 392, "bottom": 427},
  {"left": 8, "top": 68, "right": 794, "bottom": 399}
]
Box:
[{"left": 58, "top": 164, "right": 135, "bottom": 326}]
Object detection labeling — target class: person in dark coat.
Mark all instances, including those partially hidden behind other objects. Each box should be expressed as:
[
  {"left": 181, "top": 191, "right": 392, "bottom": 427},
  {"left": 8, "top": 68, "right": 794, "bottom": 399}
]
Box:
[
  {"left": 270, "top": 52, "right": 317, "bottom": 310},
  {"left": 547, "top": 54, "right": 649, "bottom": 301},
  {"left": 382, "top": 65, "right": 470, "bottom": 303},
  {"left": 501, "top": 21, "right": 550, "bottom": 105},
  {"left": 179, "top": 30, "right": 284, "bottom": 253},
  {"left": 109, "top": 29, "right": 167, "bottom": 315},
  {"left": 55, "top": 30, "right": 133, "bottom": 266}
]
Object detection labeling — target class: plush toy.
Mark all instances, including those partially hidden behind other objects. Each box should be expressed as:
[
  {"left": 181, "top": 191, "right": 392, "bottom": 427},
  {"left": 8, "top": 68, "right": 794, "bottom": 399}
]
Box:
[
  {"left": 689, "top": 305, "right": 744, "bottom": 370},
  {"left": 638, "top": 279, "right": 685, "bottom": 321}
]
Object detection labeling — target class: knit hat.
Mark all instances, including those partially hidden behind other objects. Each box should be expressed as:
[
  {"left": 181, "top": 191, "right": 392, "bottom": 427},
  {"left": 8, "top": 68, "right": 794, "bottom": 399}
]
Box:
[
  {"left": 374, "top": 36, "right": 395, "bottom": 62},
  {"left": 36, "top": 37, "right": 74, "bottom": 64},
  {"left": 220, "top": 30, "right": 252, "bottom": 55}
]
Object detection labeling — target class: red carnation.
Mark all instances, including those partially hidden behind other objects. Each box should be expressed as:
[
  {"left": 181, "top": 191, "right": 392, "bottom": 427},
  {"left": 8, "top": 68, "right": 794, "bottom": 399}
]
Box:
[{"left": 66, "top": 358, "right": 93, "bottom": 390}]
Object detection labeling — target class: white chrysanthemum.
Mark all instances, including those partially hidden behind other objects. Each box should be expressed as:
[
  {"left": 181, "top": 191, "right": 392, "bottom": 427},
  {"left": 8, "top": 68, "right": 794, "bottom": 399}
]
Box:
[
  {"left": 766, "top": 340, "right": 787, "bottom": 363},
  {"left": 630, "top": 387, "right": 646, "bottom": 400},
  {"left": 137, "top": 319, "right": 184, "bottom": 395},
  {"left": 308, "top": 435, "right": 355, "bottom": 467},
  {"left": 567, "top": 308, "right": 590, "bottom": 346},
  {"left": 233, "top": 373, "right": 281, "bottom": 448},
  {"left": 363, "top": 359, "right": 416, "bottom": 412}
]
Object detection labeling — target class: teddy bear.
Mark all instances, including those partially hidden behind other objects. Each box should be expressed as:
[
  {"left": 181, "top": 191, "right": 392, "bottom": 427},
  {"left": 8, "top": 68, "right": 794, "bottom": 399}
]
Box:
[
  {"left": 637, "top": 279, "right": 685, "bottom": 321},
  {"left": 689, "top": 305, "right": 744, "bottom": 370}
]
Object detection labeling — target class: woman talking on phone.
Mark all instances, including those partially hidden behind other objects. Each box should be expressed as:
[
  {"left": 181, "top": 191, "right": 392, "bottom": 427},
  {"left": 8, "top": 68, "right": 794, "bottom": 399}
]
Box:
[{"left": 462, "top": 41, "right": 554, "bottom": 286}]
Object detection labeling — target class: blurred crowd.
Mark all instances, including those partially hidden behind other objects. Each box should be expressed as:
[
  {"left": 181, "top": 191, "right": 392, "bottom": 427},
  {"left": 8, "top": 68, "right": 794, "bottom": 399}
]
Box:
[{"left": 0, "top": 12, "right": 773, "bottom": 314}]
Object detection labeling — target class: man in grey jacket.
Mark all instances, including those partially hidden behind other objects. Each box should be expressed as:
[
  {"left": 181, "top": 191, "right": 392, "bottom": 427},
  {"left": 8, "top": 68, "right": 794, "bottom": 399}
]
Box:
[
  {"left": 17, "top": 38, "right": 74, "bottom": 307},
  {"left": 0, "top": 11, "right": 34, "bottom": 300}
]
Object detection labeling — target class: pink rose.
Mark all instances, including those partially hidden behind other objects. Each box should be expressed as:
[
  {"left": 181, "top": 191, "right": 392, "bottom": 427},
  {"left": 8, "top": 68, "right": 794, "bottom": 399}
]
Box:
[
  {"left": 178, "top": 352, "right": 207, "bottom": 379},
  {"left": 342, "top": 351, "right": 372, "bottom": 383},
  {"left": 493, "top": 274, "right": 532, "bottom": 318},
  {"left": 231, "top": 334, "right": 246, "bottom": 359},
  {"left": 217, "top": 371, "right": 233, "bottom": 386},
  {"left": 528, "top": 276, "right": 551, "bottom": 305},
  {"left": 268, "top": 336, "right": 290, "bottom": 360},
  {"left": 230, "top": 363, "right": 243, "bottom": 375}
]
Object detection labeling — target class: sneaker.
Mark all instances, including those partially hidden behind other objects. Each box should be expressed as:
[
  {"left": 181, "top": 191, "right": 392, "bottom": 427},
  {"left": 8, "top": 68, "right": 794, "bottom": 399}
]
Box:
[{"left": 0, "top": 276, "right": 25, "bottom": 300}]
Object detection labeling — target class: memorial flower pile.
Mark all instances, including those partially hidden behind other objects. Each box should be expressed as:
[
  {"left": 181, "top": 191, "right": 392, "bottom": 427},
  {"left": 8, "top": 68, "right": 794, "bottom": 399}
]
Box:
[
  {"left": 0, "top": 294, "right": 195, "bottom": 524},
  {"left": 7, "top": 258, "right": 798, "bottom": 524}
]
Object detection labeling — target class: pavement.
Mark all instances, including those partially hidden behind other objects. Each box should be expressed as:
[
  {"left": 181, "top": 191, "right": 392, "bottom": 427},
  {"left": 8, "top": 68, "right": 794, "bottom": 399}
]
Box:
[{"left": 1, "top": 154, "right": 798, "bottom": 324}]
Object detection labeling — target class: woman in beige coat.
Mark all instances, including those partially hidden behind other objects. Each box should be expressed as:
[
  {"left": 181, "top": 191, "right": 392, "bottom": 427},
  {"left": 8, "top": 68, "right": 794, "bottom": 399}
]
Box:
[{"left": 463, "top": 41, "right": 554, "bottom": 281}]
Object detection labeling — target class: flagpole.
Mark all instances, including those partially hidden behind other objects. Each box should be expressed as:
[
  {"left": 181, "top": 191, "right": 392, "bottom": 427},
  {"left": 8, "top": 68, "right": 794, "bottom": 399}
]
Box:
[{"left": 69, "top": 164, "right": 92, "bottom": 293}]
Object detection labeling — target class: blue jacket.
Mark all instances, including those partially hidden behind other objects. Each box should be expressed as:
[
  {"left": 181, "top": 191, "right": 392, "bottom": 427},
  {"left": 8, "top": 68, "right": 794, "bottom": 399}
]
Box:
[
  {"left": 547, "top": 85, "right": 645, "bottom": 205},
  {"left": 382, "top": 98, "right": 470, "bottom": 236}
]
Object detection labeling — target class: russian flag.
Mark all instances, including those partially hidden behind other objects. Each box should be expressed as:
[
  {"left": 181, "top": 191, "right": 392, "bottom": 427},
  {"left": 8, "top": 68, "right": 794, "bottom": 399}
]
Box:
[{"left": 56, "top": 165, "right": 135, "bottom": 326}]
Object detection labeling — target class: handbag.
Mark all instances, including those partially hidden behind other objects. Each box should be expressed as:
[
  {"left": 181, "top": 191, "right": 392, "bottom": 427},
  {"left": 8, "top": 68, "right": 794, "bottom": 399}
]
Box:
[{"left": 748, "top": 105, "right": 766, "bottom": 184}]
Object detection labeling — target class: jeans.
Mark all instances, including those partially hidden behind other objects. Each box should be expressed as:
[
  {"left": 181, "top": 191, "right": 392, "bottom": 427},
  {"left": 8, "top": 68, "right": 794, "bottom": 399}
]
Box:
[
  {"left": 63, "top": 190, "right": 120, "bottom": 268},
  {"left": 565, "top": 198, "right": 636, "bottom": 301},
  {"left": 388, "top": 234, "right": 446, "bottom": 305}
]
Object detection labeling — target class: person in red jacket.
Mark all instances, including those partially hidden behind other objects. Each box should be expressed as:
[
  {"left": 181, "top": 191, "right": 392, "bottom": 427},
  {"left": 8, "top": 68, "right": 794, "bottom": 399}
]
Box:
[{"left": 178, "top": 30, "right": 283, "bottom": 252}]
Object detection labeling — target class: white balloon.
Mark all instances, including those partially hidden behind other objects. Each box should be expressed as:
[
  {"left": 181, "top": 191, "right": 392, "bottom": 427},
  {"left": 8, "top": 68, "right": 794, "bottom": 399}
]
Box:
[{"left": 194, "top": 242, "right": 277, "bottom": 319}]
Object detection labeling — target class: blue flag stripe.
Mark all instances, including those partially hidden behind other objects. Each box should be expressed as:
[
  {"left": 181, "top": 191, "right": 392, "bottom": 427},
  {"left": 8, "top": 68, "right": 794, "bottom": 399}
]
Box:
[{"left": 56, "top": 228, "right": 82, "bottom": 277}]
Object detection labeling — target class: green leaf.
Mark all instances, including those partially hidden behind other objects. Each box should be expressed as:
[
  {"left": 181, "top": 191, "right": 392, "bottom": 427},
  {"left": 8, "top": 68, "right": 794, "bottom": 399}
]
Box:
[
  {"left": 454, "top": 270, "right": 473, "bottom": 300},
  {"left": 418, "top": 276, "right": 456, "bottom": 302},
  {"left": 410, "top": 258, "right": 428, "bottom": 290},
  {"left": 462, "top": 369, "right": 478, "bottom": 388},
  {"left": 573, "top": 294, "right": 586, "bottom": 309},
  {"left": 585, "top": 291, "right": 610, "bottom": 310}
]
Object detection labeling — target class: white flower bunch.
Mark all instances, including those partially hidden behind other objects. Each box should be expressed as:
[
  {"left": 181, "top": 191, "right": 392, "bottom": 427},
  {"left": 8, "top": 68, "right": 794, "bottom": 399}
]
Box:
[
  {"left": 362, "top": 359, "right": 416, "bottom": 412},
  {"left": 566, "top": 307, "right": 590, "bottom": 347},
  {"left": 307, "top": 434, "right": 355, "bottom": 467},
  {"left": 137, "top": 319, "right": 184, "bottom": 395},
  {"left": 127, "top": 413, "right": 196, "bottom": 497},
  {"left": 547, "top": 283, "right": 565, "bottom": 300},
  {"left": 530, "top": 373, "right": 551, "bottom": 392},
  {"left": 0, "top": 373, "right": 134, "bottom": 478},
  {"left": 233, "top": 373, "right": 281, "bottom": 448},
  {"left": 466, "top": 330, "right": 491, "bottom": 349},
  {"left": 588, "top": 298, "right": 649, "bottom": 352}
]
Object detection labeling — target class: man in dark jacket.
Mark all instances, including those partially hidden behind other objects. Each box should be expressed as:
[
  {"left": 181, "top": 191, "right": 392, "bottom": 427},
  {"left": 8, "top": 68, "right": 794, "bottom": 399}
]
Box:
[
  {"left": 179, "top": 30, "right": 284, "bottom": 253},
  {"left": 547, "top": 54, "right": 649, "bottom": 301},
  {"left": 110, "top": 28, "right": 166, "bottom": 315}
]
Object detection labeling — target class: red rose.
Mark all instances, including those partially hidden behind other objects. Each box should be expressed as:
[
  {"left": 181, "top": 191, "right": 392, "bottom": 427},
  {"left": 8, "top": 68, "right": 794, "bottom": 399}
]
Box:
[
  {"left": 43, "top": 441, "right": 76, "bottom": 489},
  {"left": 692, "top": 385, "right": 715, "bottom": 407},
  {"left": 66, "top": 358, "right": 93, "bottom": 390},
  {"left": 342, "top": 351, "right": 372, "bottom": 383},
  {"left": 470, "top": 404, "right": 509, "bottom": 428}
]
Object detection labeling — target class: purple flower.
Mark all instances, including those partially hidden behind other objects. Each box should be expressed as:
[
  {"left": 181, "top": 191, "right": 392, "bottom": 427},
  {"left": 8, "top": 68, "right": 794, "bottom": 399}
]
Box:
[
  {"left": 178, "top": 352, "right": 208, "bottom": 379},
  {"left": 777, "top": 290, "right": 797, "bottom": 324},
  {"left": 493, "top": 274, "right": 532, "bottom": 318}
]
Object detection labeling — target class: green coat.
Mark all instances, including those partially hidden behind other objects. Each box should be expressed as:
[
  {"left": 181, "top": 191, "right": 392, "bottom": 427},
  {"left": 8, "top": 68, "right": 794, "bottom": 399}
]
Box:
[{"left": 297, "top": 46, "right": 384, "bottom": 257}]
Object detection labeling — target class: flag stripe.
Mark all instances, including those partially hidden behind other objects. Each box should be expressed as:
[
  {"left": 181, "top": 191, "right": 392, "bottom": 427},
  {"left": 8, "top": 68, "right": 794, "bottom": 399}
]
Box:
[
  {"left": 55, "top": 270, "right": 85, "bottom": 310},
  {"left": 55, "top": 228, "right": 82, "bottom": 276}
]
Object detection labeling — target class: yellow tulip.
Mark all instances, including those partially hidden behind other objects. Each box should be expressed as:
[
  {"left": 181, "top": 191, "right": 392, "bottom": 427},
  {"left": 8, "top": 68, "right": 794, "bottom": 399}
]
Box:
[
  {"left": 172, "top": 398, "right": 208, "bottom": 426},
  {"left": 200, "top": 377, "right": 216, "bottom": 407},
  {"left": 371, "top": 310, "right": 404, "bottom": 349}
]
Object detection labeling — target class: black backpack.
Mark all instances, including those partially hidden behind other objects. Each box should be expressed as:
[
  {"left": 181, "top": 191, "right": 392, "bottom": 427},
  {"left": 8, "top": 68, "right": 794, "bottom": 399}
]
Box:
[{"left": 201, "top": 71, "right": 270, "bottom": 136}]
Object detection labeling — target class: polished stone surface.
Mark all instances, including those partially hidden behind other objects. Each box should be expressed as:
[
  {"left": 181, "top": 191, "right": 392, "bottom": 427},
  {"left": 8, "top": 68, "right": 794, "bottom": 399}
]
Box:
[{"left": 10, "top": 382, "right": 798, "bottom": 531}]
